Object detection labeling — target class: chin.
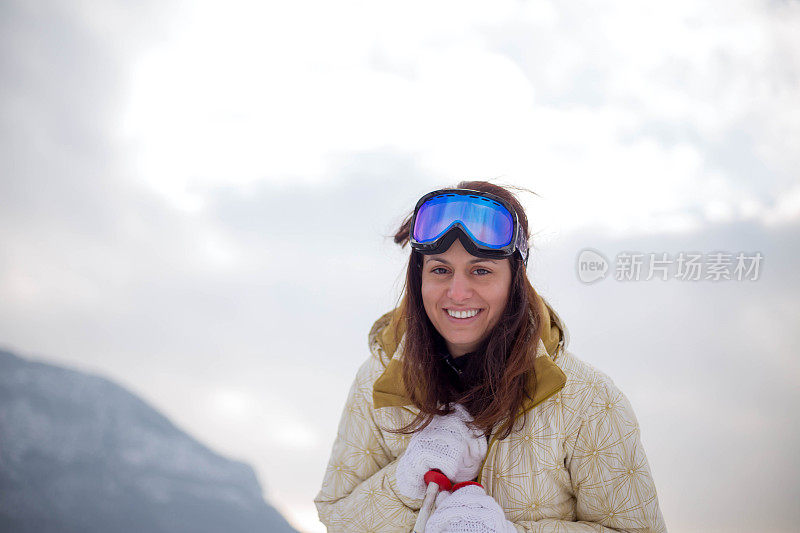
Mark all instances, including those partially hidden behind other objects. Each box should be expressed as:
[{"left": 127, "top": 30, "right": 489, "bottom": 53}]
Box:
[
  {"left": 448, "top": 335, "right": 479, "bottom": 346},
  {"left": 444, "top": 335, "right": 481, "bottom": 352}
]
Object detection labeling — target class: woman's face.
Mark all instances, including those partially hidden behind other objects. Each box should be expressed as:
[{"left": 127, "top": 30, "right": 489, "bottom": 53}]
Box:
[{"left": 421, "top": 239, "right": 512, "bottom": 357}]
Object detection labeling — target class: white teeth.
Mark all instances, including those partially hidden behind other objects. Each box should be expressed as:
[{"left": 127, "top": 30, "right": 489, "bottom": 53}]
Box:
[{"left": 447, "top": 309, "right": 479, "bottom": 319}]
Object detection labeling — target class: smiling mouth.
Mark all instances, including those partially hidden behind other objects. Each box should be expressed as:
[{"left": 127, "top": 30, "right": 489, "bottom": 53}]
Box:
[{"left": 445, "top": 308, "right": 482, "bottom": 319}]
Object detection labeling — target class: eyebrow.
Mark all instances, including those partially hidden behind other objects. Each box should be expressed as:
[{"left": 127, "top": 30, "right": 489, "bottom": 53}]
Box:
[{"left": 425, "top": 257, "right": 498, "bottom": 265}]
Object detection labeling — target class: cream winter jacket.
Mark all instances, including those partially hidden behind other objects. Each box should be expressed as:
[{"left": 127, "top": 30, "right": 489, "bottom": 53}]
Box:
[{"left": 315, "top": 299, "right": 667, "bottom": 532}]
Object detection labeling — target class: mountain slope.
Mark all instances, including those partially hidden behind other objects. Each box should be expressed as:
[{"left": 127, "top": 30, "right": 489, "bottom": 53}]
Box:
[{"left": 0, "top": 348, "right": 297, "bottom": 533}]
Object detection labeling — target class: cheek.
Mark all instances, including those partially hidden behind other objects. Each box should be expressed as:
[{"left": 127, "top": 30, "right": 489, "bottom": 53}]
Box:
[
  {"left": 489, "top": 276, "right": 512, "bottom": 314},
  {"left": 494, "top": 285, "right": 511, "bottom": 307},
  {"left": 487, "top": 293, "right": 506, "bottom": 321},
  {"left": 420, "top": 280, "right": 436, "bottom": 312}
]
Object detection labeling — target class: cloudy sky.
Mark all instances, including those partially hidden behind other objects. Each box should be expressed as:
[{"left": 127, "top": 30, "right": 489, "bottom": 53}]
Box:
[{"left": 1, "top": 1, "right": 799, "bottom": 531}]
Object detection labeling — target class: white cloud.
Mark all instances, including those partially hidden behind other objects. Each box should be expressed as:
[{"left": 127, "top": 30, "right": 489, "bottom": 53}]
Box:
[
  {"left": 121, "top": 0, "right": 800, "bottom": 240},
  {"left": 763, "top": 185, "right": 800, "bottom": 227},
  {"left": 208, "top": 388, "right": 252, "bottom": 420}
]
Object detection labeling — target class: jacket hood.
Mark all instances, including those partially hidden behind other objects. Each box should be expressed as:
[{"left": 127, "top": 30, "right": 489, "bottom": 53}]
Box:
[{"left": 370, "top": 294, "right": 569, "bottom": 410}]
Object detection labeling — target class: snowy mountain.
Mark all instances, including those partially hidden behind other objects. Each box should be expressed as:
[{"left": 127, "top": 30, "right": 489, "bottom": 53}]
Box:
[{"left": 0, "top": 348, "right": 297, "bottom": 533}]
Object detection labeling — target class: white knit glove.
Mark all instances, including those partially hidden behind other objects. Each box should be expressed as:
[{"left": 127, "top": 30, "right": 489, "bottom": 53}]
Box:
[
  {"left": 395, "top": 404, "right": 487, "bottom": 500},
  {"left": 426, "top": 484, "right": 517, "bottom": 533}
]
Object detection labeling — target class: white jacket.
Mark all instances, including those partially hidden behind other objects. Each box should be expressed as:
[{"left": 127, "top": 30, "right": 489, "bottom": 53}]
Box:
[{"left": 315, "top": 301, "right": 667, "bottom": 532}]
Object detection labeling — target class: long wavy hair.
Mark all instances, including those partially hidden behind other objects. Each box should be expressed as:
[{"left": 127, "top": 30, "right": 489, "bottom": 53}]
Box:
[{"left": 390, "top": 180, "right": 545, "bottom": 440}]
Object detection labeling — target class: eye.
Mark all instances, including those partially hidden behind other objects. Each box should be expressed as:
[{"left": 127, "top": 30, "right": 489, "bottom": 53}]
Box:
[
  {"left": 431, "top": 267, "right": 449, "bottom": 275},
  {"left": 474, "top": 268, "right": 491, "bottom": 275}
]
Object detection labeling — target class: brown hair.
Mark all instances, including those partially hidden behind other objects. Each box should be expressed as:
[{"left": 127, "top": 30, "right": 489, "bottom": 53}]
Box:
[{"left": 391, "top": 180, "right": 545, "bottom": 440}]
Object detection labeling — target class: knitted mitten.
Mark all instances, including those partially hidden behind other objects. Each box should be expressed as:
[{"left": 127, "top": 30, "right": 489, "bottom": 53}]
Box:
[
  {"left": 395, "top": 404, "right": 487, "bottom": 500},
  {"left": 426, "top": 484, "right": 517, "bottom": 533}
]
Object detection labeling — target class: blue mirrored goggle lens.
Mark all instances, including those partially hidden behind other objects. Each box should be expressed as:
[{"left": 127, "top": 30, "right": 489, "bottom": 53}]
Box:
[{"left": 413, "top": 194, "right": 514, "bottom": 248}]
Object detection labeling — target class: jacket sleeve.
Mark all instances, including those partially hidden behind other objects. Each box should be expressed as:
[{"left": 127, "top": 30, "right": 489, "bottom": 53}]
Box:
[
  {"left": 510, "top": 380, "right": 667, "bottom": 533},
  {"left": 314, "top": 359, "right": 421, "bottom": 532}
]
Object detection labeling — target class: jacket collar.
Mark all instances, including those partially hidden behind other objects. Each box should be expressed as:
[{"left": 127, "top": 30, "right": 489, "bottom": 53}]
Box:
[{"left": 371, "top": 295, "right": 568, "bottom": 410}]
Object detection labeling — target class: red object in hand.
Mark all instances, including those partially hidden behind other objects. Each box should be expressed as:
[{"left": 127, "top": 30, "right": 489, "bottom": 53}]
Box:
[
  {"left": 451, "top": 480, "right": 483, "bottom": 492},
  {"left": 423, "top": 469, "right": 452, "bottom": 492}
]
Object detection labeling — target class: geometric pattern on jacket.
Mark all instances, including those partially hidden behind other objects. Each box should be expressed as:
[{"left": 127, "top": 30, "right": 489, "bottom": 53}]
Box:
[{"left": 315, "top": 303, "right": 667, "bottom": 532}]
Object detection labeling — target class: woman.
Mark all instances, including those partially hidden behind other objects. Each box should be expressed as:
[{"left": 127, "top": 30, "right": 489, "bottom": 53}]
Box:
[{"left": 315, "top": 181, "right": 666, "bottom": 532}]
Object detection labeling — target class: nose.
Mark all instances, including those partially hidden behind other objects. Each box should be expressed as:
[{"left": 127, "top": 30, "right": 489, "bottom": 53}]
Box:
[{"left": 446, "top": 270, "right": 473, "bottom": 303}]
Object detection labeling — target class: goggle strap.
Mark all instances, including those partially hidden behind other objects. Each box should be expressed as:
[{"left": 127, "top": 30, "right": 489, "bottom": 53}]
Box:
[{"left": 516, "top": 228, "right": 529, "bottom": 265}]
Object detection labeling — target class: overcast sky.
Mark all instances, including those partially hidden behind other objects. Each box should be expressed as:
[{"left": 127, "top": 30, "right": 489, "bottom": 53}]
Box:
[{"left": 1, "top": 1, "right": 799, "bottom": 531}]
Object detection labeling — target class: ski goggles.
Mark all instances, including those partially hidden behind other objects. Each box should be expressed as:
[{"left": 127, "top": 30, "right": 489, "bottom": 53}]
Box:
[{"left": 410, "top": 189, "right": 529, "bottom": 264}]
